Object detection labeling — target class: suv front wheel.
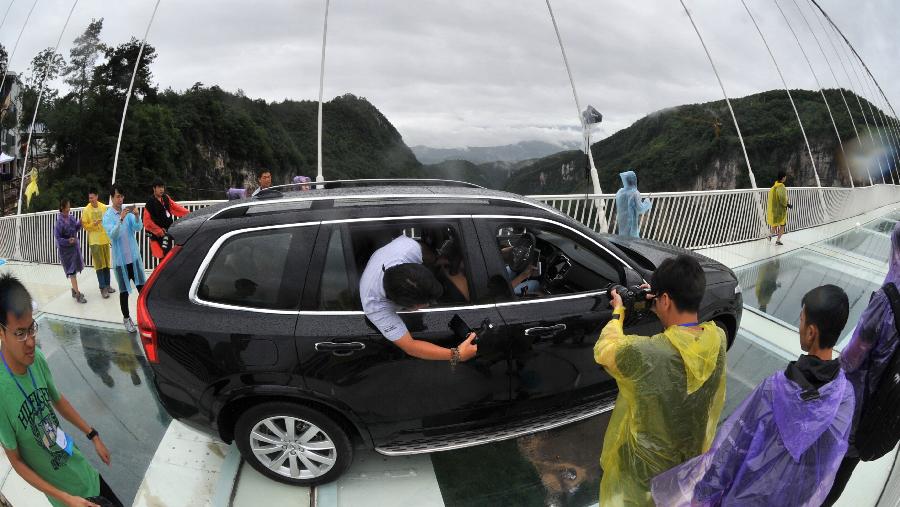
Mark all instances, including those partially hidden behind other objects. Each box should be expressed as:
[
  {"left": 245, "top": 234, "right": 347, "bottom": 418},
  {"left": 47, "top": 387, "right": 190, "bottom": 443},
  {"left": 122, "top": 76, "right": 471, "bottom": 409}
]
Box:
[{"left": 234, "top": 402, "right": 352, "bottom": 486}]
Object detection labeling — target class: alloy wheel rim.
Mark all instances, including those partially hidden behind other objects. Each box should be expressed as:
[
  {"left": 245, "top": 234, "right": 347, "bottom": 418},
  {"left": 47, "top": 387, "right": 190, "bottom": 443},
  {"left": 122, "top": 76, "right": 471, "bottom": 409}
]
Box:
[{"left": 249, "top": 416, "right": 337, "bottom": 480}]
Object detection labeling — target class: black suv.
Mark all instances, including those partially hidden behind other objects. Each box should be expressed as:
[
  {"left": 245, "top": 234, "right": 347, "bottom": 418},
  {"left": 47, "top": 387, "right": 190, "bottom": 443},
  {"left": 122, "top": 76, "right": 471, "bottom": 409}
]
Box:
[{"left": 137, "top": 181, "right": 742, "bottom": 486}]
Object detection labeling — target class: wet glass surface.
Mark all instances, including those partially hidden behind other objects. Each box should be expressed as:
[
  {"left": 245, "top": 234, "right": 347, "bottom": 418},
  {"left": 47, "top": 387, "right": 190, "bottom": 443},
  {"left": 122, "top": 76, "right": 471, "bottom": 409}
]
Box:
[
  {"left": 35, "top": 316, "right": 171, "bottom": 505},
  {"left": 822, "top": 226, "right": 893, "bottom": 264},
  {"left": 735, "top": 250, "right": 885, "bottom": 339}
]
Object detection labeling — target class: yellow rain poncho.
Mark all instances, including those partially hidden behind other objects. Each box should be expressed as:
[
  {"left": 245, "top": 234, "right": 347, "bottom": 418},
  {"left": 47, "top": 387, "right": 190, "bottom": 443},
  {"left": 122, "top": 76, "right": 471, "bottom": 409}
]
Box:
[
  {"left": 593, "top": 307, "right": 727, "bottom": 506},
  {"left": 766, "top": 181, "right": 788, "bottom": 227},
  {"left": 24, "top": 169, "right": 39, "bottom": 208}
]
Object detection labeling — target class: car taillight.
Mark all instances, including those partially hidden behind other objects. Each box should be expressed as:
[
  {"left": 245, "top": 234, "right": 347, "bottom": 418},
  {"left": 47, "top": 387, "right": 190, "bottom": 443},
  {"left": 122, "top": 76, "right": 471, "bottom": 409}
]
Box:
[{"left": 137, "top": 245, "right": 181, "bottom": 364}]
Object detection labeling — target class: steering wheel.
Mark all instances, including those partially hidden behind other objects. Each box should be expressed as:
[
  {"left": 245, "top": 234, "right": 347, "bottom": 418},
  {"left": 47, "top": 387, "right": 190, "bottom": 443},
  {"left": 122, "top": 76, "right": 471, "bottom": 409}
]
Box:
[
  {"left": 508, "top": 232, "right": 536, "bottom": 273},
  {"left": 543, "top": 251, "right": 572, "bottom": 292}
]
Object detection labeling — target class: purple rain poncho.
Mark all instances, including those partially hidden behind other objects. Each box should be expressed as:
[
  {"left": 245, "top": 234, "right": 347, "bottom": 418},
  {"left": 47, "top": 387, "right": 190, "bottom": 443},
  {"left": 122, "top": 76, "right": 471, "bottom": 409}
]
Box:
[
  {"left": 55, "top": 212, "right": 84, "bottom": 276},
  {"left": 840, "top": 221, "right": 900, "bottom": 456},
  {"left": 651, "top": 367, "right": 854, "bottom": 507}
]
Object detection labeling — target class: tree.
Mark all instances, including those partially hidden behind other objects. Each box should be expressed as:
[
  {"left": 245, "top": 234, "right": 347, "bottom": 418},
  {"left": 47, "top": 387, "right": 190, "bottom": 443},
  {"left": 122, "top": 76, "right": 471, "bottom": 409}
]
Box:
[
  {"left": 65, "top": 18, "right": 104, "bottom": 107},
  {"left": 26, "top": 48, "right": 66, "bottom": 90},
  {"left": 0, "top": 43, "right": 8, "bottom": 77},
  {"left": 92, "top": 38, "right": 157, "bottom": 102}
]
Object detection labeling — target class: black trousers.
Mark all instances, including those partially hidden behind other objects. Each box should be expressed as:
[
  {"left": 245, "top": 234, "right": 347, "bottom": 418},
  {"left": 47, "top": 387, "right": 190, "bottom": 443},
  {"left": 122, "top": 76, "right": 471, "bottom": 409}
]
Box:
[
  {"left": 87, "top": 475, "right": 123, "bottom": 507},
  {"left": 822, "top": 456, "right": 860, "bottom": 506},
  {"left": 119, "top": 264, "right": 144, "bottom": 319}
]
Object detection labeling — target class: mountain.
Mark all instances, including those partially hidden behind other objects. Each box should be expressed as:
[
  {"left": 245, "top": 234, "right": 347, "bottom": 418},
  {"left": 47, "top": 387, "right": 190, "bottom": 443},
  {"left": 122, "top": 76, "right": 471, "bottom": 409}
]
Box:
[
  {"left": 424, "top": 159, "right": 532, "bottom": 190},
  {"left": 411, "top": 140, "right": 578, "bottom": 165},
  {"left": 505, "top": 89, "right": 894, "bottom": 195}
]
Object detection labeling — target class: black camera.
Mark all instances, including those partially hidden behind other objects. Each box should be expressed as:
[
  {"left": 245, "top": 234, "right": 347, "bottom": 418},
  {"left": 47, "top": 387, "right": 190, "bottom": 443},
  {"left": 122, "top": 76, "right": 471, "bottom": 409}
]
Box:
[
  {"left": 449, "top": 315, "right": 496, "bottom": 344},
  {"left": 607, "top": 284, "right": 654, "bottom": 323}
]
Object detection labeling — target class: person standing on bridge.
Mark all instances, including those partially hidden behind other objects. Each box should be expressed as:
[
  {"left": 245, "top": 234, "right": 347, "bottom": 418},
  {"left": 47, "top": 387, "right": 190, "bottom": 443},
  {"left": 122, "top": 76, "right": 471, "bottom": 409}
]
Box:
[
  {"left": 143, "top": 179, "right": 189, "bottom": 260},
  {"left": 823, "top": 221, "right": 900, "bottom": 505},
  {"left": 80, "top": 189, "right": 114, "bottom": 300},
  {"left": 615, "top": 170, "right": 652, "bottom": 238},
  {"left": 593, "top": 254, "right": 727, "bottom": 506},
  {"left": 652, "top": 285, "right": 854, "bottom": 507},
  {"left": 766, "top": 171, "right": 793, "bottom": 245},
  {"left": 102, "top": 186, "right": 145, "bottom": 334},
  {"left": 54, "top": 199, "right": 87, "bottom": 305}
]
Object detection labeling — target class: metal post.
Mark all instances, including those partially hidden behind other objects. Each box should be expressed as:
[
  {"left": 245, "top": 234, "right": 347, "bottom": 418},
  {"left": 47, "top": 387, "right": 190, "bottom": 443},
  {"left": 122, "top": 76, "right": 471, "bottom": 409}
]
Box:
[
  {"left": 110, "top": 0, "right": 160, "bottom": 188},
  {"left": 316, "top": 0, "right": 329, "bottom": 183}
]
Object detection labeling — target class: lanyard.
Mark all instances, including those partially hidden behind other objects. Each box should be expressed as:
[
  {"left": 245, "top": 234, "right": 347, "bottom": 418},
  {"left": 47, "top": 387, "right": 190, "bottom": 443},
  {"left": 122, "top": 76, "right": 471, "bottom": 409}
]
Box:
[
  {"left": 678, "top": 322, "right": 700, "bottom": 328},
  {"left": 0, "top": 351, "right": 40, "bottom": 413}
]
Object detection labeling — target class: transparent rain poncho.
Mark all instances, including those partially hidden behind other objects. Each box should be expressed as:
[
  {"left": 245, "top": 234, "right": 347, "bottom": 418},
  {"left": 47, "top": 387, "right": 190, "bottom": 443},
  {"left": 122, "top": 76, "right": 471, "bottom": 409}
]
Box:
[
  {"left": 615, "top": 170, "right": 652, "bottom": 238},
  {"left": 840, "top": 220, "right": 900, "bottom": 458},
  {"left": 651, "top": 367, "right": 855, "bottom": 507},
  {"left": 594, "top": 311, "right": 727, "bottom": 506}
]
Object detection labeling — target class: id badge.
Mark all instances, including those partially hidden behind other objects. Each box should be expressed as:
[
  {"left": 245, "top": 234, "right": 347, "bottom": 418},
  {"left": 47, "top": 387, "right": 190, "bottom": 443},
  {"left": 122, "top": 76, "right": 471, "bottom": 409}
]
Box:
[{"left": 55, "top": 427, "right": 74, "bottom": 456}]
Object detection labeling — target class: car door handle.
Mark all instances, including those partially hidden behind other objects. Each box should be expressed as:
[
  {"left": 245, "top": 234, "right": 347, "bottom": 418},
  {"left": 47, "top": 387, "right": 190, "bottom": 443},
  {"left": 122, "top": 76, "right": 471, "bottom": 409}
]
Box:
[
  {"left": 524, "top": 324, "right": 567, "bottom": 337},
  {"left": 314, "top": 342, "right": 366, "bottom": 355}
]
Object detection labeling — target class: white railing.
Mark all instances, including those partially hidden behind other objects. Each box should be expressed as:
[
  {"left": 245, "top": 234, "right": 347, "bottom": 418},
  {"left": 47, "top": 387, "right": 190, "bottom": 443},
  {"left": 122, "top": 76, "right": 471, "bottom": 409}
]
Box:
[
  {"left": 1, "top": 185, "right": 898, "bottom": 268},
  {"left": 532, "top": 184, "right": 900, "bottom": 250}
]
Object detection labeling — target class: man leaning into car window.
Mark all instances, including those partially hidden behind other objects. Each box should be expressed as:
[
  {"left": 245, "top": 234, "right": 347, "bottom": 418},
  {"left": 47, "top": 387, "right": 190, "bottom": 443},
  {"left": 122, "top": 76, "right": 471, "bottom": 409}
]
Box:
[
  {"left": 592, "top": 254, "right": 728, "bottom": 507},
  {"left": 360, "top": 235, "right": 478, "bottom": 364}
]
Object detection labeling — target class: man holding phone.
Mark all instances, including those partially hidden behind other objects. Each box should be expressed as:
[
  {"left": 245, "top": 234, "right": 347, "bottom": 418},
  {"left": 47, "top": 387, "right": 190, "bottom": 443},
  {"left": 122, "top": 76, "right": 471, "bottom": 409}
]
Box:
[{"left": 102, "top": 185, "right": 145, "bottom": 333}]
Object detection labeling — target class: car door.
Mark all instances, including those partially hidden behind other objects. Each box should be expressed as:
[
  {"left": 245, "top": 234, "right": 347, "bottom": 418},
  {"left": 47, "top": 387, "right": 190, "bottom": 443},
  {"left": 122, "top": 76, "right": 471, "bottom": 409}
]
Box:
[
  {"left": 474, "top": 216, "right": 628, "bottom": 417},
  {"left": 294, "top": 217, "right": 510, "bottom": 448}
]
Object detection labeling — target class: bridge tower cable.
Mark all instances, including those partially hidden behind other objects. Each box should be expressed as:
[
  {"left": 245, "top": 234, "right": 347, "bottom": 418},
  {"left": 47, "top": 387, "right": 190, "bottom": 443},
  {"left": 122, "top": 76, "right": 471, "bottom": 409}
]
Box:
[
  {"left": 809, "top": 0, "right": 900, "bottom": 184},
  {"left": 678, "top": 0, "right": 767, "bottom": 237},
  {"left": 13, "top": 0, "right": 78, "bottom": 260},
  {"left": 774, "top": 0, "right": 852, "bottom": 188},
  {"left": 810, "top": 1, "right": 892, "bottom": 185},
  {"left": 316, "top": 0, "right": 329, "bottom": 183},
  {"left": 0, "top": 0, "right": 39, "bottom": 135},
  {"left": 110, "top": 0, "right": 161, "bottom": 188},
  {"left": 739, "top": 0, "right": 827, "bottom": 216},
  {"left": 833, "top": 27, "right": 889, "bottom": 185},
  {"left": 854, "top": 62, "right": 899, "bottom": 185},
  {"left": 792, "top": 0, "right": 872, "bottom": 187},
  {"left": 544, "top": 0, "right": 606, "bottom": 231}
]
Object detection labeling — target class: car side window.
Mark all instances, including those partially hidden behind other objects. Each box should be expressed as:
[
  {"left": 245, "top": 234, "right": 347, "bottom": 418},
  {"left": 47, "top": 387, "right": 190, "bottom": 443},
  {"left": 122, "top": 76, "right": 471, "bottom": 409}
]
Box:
[
  {"left": 198, "top": 229, "right": 299, "bottom": 310},
  {"left": 491, "top": 221, "right": 622, "bottom": 298},
  {"left": 318, "top": 227, "right": 360, "bottom": 311}
]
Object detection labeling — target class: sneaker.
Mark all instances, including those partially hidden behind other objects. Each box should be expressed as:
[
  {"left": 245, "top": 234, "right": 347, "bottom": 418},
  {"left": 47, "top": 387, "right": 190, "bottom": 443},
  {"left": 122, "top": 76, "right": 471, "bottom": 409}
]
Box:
[
  {"left": 76, "top": 292, "right": 87, "bottom": 304},
  {"left": 101, "top": 287, "right": 109, "bottom": 299},
  {"left": 775, "top": 241, "right": 784, "bottom": 246},
  {"left": 124, "top": 318, "right": 136, "bottom": 333},
  {"left": 107, "top": 286, "right": 116, "bottom": 294},
  {"left": 71, "top": 288, "right": 78, "bottom": 299}
]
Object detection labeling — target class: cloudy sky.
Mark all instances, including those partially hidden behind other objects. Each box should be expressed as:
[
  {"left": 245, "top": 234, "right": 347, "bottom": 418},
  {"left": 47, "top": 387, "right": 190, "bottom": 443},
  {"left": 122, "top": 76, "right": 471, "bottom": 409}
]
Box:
[{"left": 3, "top": 0, "right": 898, "bottom": 148}]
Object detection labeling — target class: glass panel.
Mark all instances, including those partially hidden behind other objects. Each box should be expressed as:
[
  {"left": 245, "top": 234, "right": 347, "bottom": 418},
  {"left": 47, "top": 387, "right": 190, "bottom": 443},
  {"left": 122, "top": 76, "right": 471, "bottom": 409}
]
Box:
[
  {"left": 821, "top": 227, "right": 892, "bottom": 264},
  {"left": 319, "top": 228, "right": 359, "bottom": 310},
  {"left": 735, "top": 250, "right": 884, "bottom": 341},
  {"left": 199, "top": 229, "right": 296, "bottom": 309}
]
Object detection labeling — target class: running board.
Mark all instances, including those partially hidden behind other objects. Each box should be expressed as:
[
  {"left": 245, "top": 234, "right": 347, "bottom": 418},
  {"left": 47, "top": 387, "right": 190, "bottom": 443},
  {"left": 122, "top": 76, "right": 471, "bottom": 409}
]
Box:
[{"left": 374, "top": 398, "right": 615, "bottom": 456}]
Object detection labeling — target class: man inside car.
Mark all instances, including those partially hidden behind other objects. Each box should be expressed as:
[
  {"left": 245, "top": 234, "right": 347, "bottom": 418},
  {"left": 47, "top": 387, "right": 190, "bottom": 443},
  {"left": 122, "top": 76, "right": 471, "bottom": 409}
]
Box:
[
  {"left": 360, "top": 234, "right": 478, "bottom": 364},
  {"left": 593, "top": 254, "right": 728, "bottom": 506}
]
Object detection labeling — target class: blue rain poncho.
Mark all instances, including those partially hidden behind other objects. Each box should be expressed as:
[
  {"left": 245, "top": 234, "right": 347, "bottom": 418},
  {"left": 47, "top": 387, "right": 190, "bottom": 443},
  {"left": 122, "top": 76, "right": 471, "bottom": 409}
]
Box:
[
  {"left": 651, "top": 359, "right": 855, "bottom": 507},
  {"left": 615, "top": 170, "right": 652, "bottom": 238},
  {"left": 102, "top": 206, "right": 146, "bottom": 293},
  {"left": 840, "top": 221, "right": 900, "bottom": 457}
]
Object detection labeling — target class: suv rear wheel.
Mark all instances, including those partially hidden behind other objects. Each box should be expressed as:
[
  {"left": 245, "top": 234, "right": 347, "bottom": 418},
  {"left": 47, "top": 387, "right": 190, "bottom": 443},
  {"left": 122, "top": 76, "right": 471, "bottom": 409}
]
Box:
[{"left": 234, "top": 402, "right": 352, "bottom": 485}]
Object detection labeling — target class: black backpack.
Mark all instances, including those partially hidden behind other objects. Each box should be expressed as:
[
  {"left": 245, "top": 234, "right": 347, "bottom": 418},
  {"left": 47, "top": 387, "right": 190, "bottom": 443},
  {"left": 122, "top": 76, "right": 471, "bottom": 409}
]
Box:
[{"left": 855, "top": 282, "right": 900, "bottom": 462}]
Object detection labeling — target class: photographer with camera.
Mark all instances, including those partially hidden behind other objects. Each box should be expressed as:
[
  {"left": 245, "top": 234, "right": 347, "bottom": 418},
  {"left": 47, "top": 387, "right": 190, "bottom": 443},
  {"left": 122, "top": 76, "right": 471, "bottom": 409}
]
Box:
[
  {"left": 593, "top": 254, "right": 727, "bottom": 507},
  {"left": 360, "top": 235, "right": 478, "bottom": 365}
]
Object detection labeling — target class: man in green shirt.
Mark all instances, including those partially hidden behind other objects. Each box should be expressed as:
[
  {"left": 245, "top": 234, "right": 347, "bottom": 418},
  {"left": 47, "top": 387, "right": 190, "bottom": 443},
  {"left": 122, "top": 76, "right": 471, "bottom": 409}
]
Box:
[{"left": 0, "top": 274, "right": 121, "bottom": 507}]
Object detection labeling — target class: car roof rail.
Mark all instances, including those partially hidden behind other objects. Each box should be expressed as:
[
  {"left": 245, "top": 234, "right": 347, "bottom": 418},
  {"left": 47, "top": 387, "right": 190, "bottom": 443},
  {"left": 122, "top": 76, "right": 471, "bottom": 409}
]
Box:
[{"left": 253, "top": 178, "right": 483, "bottom": 199}]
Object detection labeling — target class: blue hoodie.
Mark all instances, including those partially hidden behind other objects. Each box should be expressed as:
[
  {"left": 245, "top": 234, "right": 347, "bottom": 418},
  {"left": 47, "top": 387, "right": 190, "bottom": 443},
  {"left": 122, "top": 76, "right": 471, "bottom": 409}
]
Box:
[{"left": 615, "top": 170, "right": 652, "bottom": 238}]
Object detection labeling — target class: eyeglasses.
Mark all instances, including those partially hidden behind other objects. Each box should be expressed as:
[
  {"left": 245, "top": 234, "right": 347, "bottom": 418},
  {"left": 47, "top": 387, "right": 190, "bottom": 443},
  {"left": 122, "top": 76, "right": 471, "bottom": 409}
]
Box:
[{"left": 0, "top": 321, "right": 39, "bottom": 342}]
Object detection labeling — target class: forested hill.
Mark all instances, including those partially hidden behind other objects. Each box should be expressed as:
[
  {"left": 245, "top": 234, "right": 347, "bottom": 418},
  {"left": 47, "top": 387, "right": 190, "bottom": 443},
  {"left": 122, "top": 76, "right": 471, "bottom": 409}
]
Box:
[{"left": 506, "top": 89, "right": 893, "bottom": 195}]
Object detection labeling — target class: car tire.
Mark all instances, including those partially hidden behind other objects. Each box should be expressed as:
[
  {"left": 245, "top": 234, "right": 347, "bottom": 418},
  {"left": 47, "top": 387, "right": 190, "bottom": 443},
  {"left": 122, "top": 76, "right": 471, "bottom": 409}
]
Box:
[
  {"left": 234, "top": 402, "right": 352, "bottom": 486},
  {"left": 714, "top": 318, "right": 735, "bottom": 349}
]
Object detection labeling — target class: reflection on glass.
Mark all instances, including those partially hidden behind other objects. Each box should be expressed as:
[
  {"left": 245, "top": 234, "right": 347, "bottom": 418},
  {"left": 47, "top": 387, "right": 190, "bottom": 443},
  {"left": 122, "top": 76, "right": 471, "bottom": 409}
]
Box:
[
  {"left": 754, "top": 259, "right": 781, "bottom": 313},
  {"left": 736, "top": 251, "right": 883, "bottom": 335}
]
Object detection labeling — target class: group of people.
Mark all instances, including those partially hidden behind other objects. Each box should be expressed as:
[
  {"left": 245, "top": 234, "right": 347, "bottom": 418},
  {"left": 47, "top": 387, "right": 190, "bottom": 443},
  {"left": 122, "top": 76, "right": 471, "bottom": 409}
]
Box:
[
  {"left": 592, "top": 223, "right": 900, "bottom": 506},
  {"left": 54, "top": 180, "right": 188, "bottom": 332},
  {"left": 613, "top": 169, "right": 794, "bottom": 245},
  {"left": 225, "top": 169, "right": 312, "bottom": 200}
]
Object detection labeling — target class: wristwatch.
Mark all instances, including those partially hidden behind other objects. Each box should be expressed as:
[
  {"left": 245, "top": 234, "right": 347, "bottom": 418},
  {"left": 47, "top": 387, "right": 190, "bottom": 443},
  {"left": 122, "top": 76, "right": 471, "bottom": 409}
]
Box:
[{"left": 86, "top": 428, "right": 98, "bottom": 441}]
